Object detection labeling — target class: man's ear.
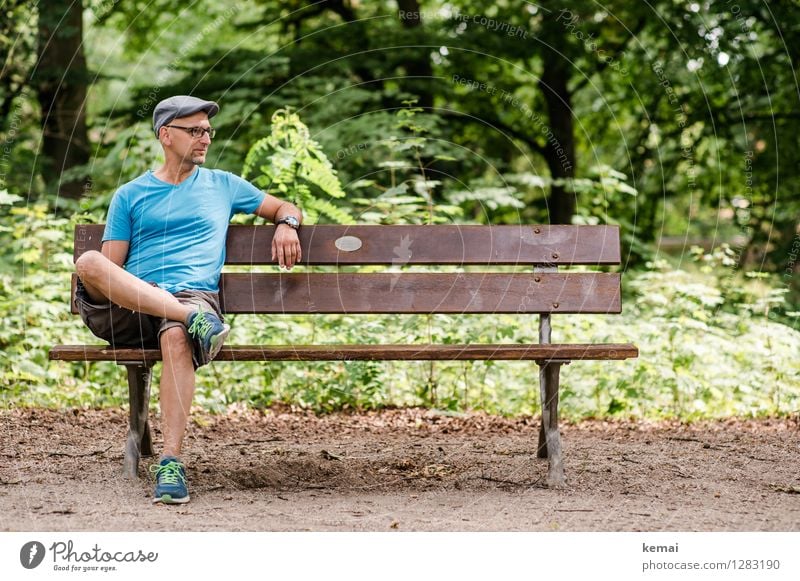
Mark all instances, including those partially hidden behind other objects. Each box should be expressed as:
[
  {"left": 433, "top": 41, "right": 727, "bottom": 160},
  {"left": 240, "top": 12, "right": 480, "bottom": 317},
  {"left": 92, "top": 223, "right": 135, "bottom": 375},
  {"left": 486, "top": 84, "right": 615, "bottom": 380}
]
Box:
[{"left": 159, "top": 127, "right": 171, "bottom": 146}]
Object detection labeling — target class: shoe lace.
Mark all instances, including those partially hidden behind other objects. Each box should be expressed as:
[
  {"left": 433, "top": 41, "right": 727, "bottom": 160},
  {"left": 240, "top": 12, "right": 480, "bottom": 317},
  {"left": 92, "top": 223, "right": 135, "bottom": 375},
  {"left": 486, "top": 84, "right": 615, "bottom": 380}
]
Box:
[
  {"left": 187, "top": 311, "right": 213, "bottom": 339},
  {"left": 150, "top": 461, "right": 186, "bottom": 486}
]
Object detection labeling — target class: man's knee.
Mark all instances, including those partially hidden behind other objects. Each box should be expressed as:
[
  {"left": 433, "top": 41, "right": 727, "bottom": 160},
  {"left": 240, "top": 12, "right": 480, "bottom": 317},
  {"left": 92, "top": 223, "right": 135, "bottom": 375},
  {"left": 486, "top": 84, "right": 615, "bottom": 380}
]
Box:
[
  {"left": 160, "top": 326, "right": 191, "bottom": 355},
  {"left": 75, "top": 250, "right": 105, "bottom": 282}
]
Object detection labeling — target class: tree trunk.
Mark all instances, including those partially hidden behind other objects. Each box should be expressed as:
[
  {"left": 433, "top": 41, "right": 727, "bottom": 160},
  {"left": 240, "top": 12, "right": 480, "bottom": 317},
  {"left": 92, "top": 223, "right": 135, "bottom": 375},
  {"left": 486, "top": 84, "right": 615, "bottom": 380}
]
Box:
[
  {"left": 539, "top": 53, "right": 577, "bottom": 225},
  {"left": 397, "top": 0, "right": 434, "bottom": 110},
  {"left": 34, "top": 0, "right": 91, "bottom": 200}
]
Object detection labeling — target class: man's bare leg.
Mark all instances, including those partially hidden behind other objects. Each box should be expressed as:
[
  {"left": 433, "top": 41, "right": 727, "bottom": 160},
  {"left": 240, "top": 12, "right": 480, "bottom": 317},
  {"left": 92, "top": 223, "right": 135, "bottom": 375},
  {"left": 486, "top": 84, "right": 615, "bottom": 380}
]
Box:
[
  {"left": 158, "top": 327, "right": 196, "bottom": 457},
  {"left": 151, "top": 327, "right": 195, "bottom": 504},
  {"left": 75, "top": 250, "right": 193, "bottom": 323}
]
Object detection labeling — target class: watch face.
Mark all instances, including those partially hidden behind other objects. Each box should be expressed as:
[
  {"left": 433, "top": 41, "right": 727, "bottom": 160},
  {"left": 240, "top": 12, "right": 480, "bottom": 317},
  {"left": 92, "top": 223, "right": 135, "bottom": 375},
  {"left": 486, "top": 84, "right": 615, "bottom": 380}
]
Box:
[{"left": 280, "top": 216, "right": 299, "bottom": 228}]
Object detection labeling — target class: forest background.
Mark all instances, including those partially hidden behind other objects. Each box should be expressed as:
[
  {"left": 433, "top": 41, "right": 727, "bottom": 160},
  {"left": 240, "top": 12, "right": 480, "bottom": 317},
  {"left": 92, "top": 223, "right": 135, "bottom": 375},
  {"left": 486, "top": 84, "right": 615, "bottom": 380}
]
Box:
[{"left": 1, "top": 0, "right": 798, "bottom": 420}]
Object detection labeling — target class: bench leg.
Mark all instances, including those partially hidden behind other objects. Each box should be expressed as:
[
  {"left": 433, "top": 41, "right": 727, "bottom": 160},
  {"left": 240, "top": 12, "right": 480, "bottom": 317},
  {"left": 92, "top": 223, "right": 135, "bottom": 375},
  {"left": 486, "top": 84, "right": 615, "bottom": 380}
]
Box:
[
  {"left": 123, "top": 363, "right": 154, "bottom": 479},
  {"left": 538, "top": 361, "right": 566, "bottom": 488},
  {"left": 537, "top": 415, "right": 547, "bottom": 458}
]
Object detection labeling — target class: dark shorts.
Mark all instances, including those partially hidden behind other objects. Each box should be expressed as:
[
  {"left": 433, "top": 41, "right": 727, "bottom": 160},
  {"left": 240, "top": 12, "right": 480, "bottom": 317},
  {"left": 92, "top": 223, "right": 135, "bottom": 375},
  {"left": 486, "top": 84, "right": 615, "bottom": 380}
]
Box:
[{"left": 75, "top": 278, "right": 223, "bottom": 369}]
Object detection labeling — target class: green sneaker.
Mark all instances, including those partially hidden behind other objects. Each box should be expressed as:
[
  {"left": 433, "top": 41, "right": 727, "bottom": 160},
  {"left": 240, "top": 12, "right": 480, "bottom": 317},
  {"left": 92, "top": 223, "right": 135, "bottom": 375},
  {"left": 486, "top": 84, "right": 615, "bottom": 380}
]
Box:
[
  {"left": 186, "top": 309, "right": 229, "bottom": 361},
  {"left": 150, "top": 456, "right": 190, "bottom": 504}
]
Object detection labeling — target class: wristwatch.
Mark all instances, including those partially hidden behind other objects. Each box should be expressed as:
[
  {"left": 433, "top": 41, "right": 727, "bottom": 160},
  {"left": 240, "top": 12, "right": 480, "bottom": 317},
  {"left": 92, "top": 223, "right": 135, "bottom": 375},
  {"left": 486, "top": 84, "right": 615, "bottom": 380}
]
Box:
[{"left": 276, "top": 216, "right": 300, "bottom": 230}]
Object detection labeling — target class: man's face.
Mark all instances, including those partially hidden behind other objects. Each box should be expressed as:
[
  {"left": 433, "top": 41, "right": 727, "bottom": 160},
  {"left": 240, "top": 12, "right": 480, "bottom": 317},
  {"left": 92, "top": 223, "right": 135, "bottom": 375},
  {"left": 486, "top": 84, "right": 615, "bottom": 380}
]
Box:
[{"left": 162, "top": 111, "right": 213, "bottom": 165}]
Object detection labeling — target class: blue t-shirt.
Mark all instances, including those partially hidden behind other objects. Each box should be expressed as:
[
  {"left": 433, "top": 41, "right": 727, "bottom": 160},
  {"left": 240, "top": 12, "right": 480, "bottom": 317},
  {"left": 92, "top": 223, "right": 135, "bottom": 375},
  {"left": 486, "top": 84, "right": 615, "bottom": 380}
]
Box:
[{"left": 102, "top": 168, "right": 265, "bottom": 293}]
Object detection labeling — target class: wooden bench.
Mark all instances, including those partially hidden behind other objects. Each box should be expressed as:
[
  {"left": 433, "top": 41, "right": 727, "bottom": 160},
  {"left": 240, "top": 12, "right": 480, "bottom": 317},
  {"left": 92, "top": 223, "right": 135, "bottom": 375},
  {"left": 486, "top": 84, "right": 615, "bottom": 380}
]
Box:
[{"left": 49, "top": 224, "right": 638, "bottom": 487}]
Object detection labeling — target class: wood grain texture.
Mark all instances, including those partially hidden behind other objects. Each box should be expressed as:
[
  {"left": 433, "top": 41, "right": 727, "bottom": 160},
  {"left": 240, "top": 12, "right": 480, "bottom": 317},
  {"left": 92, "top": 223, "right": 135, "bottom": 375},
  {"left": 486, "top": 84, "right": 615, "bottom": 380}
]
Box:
[
  {"left": 49, "top": 343, "right": 639, "bottom": 363},
  {"left": 70, "top": 271, "right": 622, "bottom": 315},
  {"left": 218, "top": 272, "right": 621, "bottom": 314},
  {"left": 73, "top": 224, "right": 621, "bottom": 265}
]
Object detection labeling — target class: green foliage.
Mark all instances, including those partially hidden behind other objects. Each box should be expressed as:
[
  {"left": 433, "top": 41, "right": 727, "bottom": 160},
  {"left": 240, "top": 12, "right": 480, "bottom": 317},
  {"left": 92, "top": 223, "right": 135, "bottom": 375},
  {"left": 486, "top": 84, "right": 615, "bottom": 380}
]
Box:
[
  {"left": 348, "top": 102, "right": 464, "bottom": 224},
  {"left": 0, "top": 196, "right": 119, "bottom": 407},
  {"left": 242, "top": 108, "right": 352, "bottom": 224},
  {"left": 4, "top": 0, "right": 797, "bottom": 303},
  {"left": 2, "top": 0, "right": 799, "bottom": 418},
  {"left": 2, "top": 189, "right": 798, "bottom": 419},
  {"left": 606, "top": 254, "right": 800, "bottom": 418}
]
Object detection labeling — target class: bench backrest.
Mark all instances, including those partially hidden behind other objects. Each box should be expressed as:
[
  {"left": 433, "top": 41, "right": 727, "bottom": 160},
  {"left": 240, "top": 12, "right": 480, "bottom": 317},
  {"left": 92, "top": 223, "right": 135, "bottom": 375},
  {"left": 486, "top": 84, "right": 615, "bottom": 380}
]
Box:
[{"left": 71, "top": 224, "right": 623, "bottom": 315}]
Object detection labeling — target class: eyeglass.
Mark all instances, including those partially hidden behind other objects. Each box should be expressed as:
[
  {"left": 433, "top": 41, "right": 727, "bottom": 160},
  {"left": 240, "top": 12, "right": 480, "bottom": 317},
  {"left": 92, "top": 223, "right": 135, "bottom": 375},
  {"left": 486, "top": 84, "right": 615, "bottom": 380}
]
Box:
[{"left": 165, "top": 125, "right": 216, "bottom": 139}]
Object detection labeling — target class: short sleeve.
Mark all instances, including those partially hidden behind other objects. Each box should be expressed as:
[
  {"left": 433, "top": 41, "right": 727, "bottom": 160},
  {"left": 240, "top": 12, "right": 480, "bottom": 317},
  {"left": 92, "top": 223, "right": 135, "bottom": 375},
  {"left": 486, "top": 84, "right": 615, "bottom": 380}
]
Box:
[
  {"left": 226, "top": 172, "right": 266, "bottom": 215},
  {"left": 102, "top": 189, "right": 132, "bottom": 242}
]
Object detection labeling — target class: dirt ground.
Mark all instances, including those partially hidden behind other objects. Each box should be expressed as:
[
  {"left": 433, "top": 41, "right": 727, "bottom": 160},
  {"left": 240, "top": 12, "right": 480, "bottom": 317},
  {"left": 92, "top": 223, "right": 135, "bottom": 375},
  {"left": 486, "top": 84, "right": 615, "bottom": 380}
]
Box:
[{"left": 1, "top": 407, "right": 799, "bottom": 531}]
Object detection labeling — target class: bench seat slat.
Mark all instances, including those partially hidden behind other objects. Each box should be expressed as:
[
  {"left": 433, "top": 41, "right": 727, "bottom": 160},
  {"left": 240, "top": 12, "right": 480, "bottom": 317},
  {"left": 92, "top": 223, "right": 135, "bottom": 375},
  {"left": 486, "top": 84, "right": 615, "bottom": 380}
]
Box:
[{"left": 49, "top": 343, "right": 639, "bottom": 362}]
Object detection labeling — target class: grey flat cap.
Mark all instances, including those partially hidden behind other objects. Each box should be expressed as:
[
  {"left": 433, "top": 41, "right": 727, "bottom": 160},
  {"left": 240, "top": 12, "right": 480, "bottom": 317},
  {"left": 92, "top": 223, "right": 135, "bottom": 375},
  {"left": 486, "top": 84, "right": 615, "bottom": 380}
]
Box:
[{"left": 153, "top": 95, "right": 219, "bottom": 138}]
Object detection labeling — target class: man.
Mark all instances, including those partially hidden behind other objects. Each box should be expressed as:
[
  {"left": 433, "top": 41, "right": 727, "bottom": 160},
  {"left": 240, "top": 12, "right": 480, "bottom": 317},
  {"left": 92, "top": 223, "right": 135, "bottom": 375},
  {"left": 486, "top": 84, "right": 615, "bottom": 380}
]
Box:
[{"left": 74, "top": 96, "right": 302, "bottom": 504}]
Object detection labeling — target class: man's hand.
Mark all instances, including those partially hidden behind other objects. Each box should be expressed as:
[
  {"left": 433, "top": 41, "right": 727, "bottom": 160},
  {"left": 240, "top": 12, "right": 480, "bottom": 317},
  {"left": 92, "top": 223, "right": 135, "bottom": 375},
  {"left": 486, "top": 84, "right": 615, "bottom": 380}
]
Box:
[
  {"left": 272, "top": 224, "right": 302, "bottom": 269},
  {"left": 253, "top": 193, "right": 303, "bottom": 268}
]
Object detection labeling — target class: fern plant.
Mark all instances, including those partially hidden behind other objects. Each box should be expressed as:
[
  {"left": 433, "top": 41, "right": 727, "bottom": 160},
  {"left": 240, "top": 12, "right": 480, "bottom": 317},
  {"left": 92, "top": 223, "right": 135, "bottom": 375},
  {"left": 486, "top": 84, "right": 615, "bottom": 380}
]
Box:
[{"left": 242, "top": 108, "right": 352, "bottom": 224}]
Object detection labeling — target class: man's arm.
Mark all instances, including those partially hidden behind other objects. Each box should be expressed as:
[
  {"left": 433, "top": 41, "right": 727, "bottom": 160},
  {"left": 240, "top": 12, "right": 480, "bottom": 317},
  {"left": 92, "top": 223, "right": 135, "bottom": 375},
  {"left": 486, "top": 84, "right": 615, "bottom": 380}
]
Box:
[{"left": 254, "top": 193, "right": 303, "bottom": 269}]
